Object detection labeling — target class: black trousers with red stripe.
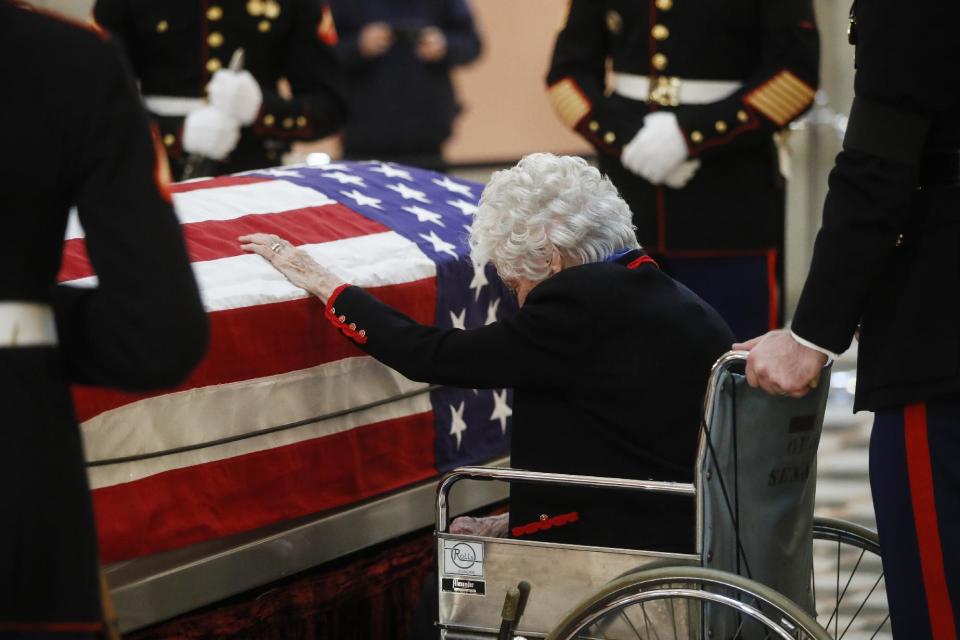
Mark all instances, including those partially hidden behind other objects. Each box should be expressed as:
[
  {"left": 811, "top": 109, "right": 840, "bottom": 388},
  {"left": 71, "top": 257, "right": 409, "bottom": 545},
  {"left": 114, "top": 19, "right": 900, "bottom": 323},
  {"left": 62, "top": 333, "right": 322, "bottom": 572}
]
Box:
[{"left": 871, "top": 395, "right": 960, "bottom": 639}]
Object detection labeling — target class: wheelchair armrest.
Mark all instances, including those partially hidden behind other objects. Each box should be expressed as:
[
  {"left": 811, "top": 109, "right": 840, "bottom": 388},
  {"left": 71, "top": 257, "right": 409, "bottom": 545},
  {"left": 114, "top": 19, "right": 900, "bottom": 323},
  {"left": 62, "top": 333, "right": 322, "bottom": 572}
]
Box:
[{"left": 436, "top": 466, "right": 695, "bottom": 533}]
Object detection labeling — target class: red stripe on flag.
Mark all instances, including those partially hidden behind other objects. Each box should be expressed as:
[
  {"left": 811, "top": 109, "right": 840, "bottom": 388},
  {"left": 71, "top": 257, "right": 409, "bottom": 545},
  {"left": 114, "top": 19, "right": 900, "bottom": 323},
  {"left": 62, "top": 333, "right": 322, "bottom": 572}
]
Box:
[
  {"left": 93, "top": 411, "right": 437, "bottom": 563},
  {"left": 58, "top": 203, "right": 387, "bottom": 282},
  {"left": 188, "top": 202, "right": 386, "bottom": 262},
  {"left": 904, "top": 402, "right": 958, "bottom": 639},
  {"left": 169, "top": 175, "right": 272, "bottom": 193},
  {"left": 72, "top": 278, "right": 436, "bottom": 422}
]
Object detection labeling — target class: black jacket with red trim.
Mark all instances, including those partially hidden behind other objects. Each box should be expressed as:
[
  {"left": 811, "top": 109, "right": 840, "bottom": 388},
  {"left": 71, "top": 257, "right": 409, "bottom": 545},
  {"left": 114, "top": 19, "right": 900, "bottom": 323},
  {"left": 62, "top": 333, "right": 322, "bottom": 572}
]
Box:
[
  {"left": 1, "top": 0, "right": 208, "bottom": 629},
  {"left": 791, "top": 0, "right": 960, "bottom": 411},
  {"left": 324, "top": 250, "right": 733, "bottom": 552},
  {"left": 546, "top": 0, "right": 819, "bottom": 252},
  {"left": 93, "top": 0, "right": 347, "bottom": 177}
]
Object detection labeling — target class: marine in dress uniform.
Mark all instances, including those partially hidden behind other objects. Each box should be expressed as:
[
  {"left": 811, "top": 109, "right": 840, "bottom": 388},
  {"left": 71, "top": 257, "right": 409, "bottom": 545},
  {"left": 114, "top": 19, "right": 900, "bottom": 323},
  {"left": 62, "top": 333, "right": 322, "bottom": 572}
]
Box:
[
  {"left": 0, "top": 2, "right": 208, "bottom": 636},
  {"left": 744, "top": 1, "right": 960, "bottom": 635},
  {"left": 93, "top": 0, "right": 348, "bottom": 179},
  {"left": 546, "top": 0, "right": 819, "bottom": 341}
]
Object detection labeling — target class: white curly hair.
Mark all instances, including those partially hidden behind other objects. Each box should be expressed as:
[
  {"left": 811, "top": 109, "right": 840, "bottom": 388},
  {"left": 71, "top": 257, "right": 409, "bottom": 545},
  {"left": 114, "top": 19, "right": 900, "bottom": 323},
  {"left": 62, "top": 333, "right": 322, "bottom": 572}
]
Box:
[{"left": 468, "top": 153, "right": 639, "bottom": 282}]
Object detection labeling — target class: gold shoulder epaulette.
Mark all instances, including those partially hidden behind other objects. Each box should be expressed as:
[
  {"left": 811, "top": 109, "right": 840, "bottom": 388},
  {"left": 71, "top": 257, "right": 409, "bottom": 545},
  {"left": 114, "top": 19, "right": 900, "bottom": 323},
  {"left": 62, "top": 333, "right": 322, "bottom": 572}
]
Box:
[{"left": 745, "top": 70, "right": 815, "bottom": 127}]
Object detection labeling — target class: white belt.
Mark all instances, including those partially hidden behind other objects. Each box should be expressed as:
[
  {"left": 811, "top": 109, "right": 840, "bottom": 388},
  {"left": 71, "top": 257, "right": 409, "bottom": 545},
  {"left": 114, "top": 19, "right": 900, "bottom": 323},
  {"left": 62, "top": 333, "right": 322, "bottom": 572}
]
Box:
[
  {"left": 0, "top": 302, "right": 57, "bottom": 348},
  {"left": 613, "top": 73, "right": 743, "bottom": 106},
  {"left": 143, "top": 95, "right": 206, "bottom": 117}
]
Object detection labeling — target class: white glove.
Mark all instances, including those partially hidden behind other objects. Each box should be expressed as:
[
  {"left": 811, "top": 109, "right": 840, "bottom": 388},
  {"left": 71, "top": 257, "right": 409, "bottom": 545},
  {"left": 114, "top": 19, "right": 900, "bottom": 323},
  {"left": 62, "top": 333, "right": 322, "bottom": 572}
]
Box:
[
  {"left": 621, "top": 111, "right": 689, "bottom": 185},
  {"left": 182, "top": 106, "right": 241, "bottom": 160},
  {"left": 662, "top": 159, "right": 701, "bottom": 189},
  {"left": 449, "top": 513, "right": 510, "bottom": 538},
  {"left": 207, "top": 69, "right": 263, "bottom": 126}
]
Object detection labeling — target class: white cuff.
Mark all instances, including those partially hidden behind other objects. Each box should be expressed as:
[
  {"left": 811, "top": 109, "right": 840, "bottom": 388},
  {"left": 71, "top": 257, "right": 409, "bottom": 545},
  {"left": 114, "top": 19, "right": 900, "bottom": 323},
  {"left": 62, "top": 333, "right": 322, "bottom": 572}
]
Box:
[{"left": 790, "top": 330, "right": 840, "bottom": 361}]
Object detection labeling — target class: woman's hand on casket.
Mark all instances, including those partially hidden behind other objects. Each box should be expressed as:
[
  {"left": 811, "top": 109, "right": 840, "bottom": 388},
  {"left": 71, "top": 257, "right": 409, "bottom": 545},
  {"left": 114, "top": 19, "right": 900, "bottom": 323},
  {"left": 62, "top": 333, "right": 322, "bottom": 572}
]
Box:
[{"left": 239, "top": 234, "right": 343, "bottom": 303}]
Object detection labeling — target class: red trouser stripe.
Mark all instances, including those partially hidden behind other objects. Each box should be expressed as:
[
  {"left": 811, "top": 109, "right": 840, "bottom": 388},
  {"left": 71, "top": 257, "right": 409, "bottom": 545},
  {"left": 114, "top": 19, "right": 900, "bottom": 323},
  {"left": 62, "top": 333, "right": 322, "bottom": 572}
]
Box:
[
  {"left": 766, "top": 248, "right": 779, "bottom": 331},
  {"left": 904, "top": 401, "right": 958, "bottom": 639}
]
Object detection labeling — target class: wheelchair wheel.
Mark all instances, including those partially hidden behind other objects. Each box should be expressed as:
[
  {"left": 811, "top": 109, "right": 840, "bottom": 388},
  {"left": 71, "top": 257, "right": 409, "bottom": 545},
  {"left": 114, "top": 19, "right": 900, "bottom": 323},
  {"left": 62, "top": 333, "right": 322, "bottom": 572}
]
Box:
[
  {"left": 547, "top": 565, "right": 831, "bottom": 640},
  {"left": 812, "top": 517, "right": 889, "bottom": 639}
]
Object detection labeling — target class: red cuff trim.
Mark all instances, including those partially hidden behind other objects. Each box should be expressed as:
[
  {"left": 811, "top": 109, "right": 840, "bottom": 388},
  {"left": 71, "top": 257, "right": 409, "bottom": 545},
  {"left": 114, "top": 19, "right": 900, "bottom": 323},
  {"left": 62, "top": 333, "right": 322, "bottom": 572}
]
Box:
[
  {"left": 511, "top": 511, "right": 579, "bottom": 538},
  {"left": 627, "top": 255, "right": 659, "bottom": 270},
  {"left": 324, "top": 283, "right": 367, "bottom": 344},
  {"left": 685, "top": 111, "right": 761, "bottom": 157}
]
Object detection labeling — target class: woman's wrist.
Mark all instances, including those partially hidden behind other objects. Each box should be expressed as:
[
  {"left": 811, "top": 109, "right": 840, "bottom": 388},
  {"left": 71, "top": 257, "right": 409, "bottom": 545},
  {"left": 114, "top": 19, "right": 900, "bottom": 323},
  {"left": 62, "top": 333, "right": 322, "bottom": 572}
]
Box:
[{"left": 308, "top": 271, "right": 346, "bottom": 304}]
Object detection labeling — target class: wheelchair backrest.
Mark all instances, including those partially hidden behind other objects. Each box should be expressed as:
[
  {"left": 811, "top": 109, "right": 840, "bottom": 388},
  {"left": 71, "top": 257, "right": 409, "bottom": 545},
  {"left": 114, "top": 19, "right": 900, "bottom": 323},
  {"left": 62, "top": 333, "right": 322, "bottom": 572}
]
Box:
[{"left": 697, "top": 352, "right": 831, "bottom": 629}]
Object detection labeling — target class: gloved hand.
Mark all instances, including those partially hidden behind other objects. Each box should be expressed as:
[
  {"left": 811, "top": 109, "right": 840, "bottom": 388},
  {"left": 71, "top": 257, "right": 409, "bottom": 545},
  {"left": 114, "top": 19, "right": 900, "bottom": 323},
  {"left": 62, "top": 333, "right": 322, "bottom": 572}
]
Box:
[
  {"left": 207, "top": 69, "right": 263, "bottom": 126},
  {"left": 450, "top": 513, "right": 510, "bottom": 537},
  {"left": 182, "top": 105, "right": 241, "bottom": 160},
  {"left": 662, "top": 159, "right": 701, "bottom": 189},
  {"left": 621, "top": 111, "right": 689, "bottom": 185}
]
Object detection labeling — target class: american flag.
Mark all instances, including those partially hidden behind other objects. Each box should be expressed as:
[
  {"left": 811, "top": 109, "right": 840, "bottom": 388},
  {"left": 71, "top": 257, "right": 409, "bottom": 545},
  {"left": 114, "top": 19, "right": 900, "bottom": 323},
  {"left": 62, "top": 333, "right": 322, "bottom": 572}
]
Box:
[{"left": 59, "top": 161, "right": 515, "bottom": 563}]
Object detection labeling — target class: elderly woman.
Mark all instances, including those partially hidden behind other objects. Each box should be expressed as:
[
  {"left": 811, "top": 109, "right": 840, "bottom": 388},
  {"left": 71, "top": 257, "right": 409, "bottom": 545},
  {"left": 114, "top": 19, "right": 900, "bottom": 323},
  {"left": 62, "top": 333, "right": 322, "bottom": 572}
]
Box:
[{"left": 241, "top": 153, "right": 732, "bottom": 552}]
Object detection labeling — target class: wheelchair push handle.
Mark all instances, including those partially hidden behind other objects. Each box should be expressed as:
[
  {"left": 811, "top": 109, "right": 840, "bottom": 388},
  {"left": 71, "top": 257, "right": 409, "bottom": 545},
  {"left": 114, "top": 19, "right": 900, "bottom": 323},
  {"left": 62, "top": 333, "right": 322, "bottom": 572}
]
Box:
[{"left": 436, "top": 466, "right": 695, "bottom": 533}]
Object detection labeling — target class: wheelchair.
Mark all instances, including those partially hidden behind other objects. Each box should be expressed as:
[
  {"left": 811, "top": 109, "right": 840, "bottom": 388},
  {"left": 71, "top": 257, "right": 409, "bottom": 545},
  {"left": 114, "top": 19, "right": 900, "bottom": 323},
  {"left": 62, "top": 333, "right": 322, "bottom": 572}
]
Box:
[{"left": 434, "top": 352, "right": 889, "bottom": 639}]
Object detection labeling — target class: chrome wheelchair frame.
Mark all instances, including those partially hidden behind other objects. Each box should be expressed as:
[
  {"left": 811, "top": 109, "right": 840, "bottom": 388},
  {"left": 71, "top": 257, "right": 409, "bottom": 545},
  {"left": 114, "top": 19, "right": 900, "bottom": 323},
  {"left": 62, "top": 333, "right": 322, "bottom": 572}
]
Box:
[{"left": 434, "top": 352, "right": 889, "bottom": 640}]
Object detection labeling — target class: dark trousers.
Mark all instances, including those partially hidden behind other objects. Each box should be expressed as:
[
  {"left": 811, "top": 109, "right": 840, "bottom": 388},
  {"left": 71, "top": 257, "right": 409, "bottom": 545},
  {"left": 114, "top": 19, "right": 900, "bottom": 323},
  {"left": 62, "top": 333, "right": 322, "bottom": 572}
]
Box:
[
  {"left": 405, "top": 572, "right": 439, "bottom": 640},
  {"left": 871, "top": 396, "right": 960, "bottom": 639},
  {"left": 654, "top": 251, "right": 780, "bottom": 342}
]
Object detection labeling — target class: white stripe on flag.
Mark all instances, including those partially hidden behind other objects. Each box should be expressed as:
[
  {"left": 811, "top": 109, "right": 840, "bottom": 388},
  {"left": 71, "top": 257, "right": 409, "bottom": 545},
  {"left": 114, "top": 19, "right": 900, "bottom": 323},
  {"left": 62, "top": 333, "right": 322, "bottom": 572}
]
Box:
[
  {"left": 83, "top": 356, "right": 431, "bottom": 489},
  {"left": 63, "top": 231, "right": 438, "bottom": 312},
  {"left": 65, "top": 180, "right": 337, "bottom": 240}
]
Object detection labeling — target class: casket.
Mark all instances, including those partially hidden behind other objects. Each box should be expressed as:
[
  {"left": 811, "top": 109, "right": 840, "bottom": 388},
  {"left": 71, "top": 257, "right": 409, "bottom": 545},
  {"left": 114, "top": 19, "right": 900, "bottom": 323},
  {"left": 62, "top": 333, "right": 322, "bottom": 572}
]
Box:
[{"left": 60, "top": 161, "right": 512, "bottom": 631}]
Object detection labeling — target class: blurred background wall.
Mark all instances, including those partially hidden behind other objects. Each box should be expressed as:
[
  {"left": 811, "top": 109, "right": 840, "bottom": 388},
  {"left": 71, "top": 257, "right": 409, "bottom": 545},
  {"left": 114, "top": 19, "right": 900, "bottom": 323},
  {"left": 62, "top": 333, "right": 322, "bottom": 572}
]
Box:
[{"left": 33, "top": 0, "right": 853, "bottom": 316}]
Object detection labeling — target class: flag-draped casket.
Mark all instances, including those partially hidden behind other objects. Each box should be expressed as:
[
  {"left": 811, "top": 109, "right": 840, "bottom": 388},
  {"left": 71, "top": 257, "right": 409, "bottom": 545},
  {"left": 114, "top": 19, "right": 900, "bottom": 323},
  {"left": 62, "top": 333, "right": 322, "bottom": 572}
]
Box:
[{"left": 59, "top": 162, "right": 514, "bottom": 564}]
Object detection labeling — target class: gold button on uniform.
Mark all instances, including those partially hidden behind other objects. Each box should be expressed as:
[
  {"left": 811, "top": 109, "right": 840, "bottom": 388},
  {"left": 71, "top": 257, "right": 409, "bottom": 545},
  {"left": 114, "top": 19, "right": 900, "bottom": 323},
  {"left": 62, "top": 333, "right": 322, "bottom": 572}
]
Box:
[
  {"left": 263, "top": 114, "right": 275, "bottom": 126},
  {"left": 651, "top": 24, "right": 670, "bottom": 40},
  {"left": 207, "top": 5, "right": 223, "bottom": 20},
  {"left": 207, "top": 32, "right": 224, "bottom": 48},
  {"left": 737, "top": 110, "right": 749, "bottom": 123},
  {"left": 206, "top": 58, "right": 222, "bottom": 72},
  {"left": 282, "top": 117, "right": 294, "bottom": 129},
  {"left": 247, "top": 0, "right": 264, "bottom": 16},
  {"left": 604, "top": 131, "right": 616, "bottom": 144},
  {"left": 258, "top": 19, "right": 271, "bottom": 33},
  {"left": 264, "top": 1, "right": 281, "bottom": 19},
  {"left": 588, "top": 120, "right": 599, "bottom": 132},
  {"left": 715, "top": 120, "right": 727, "bottom": 133},
  {"left": 690, "top": 130, "right": 704, "bottom": 143},
  {"left": 656, "top": 0, "right": 673, "bottom": 10},
  {"left": 605, "top": 10, "right": 623, "bottom": 34},
  {"left": 162, "top": 133, "right": 175, "bottom": 147},
  {"left": 296, "top": 116, "right": 307, "bottom": 127},
  {"left": 156, "top": 19, "right": 169, "bottom": 33},
  {"left": 652, "top": 53, "right": 668, "bottom": 71}
]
